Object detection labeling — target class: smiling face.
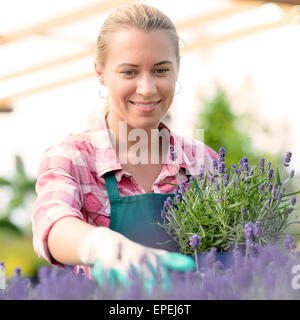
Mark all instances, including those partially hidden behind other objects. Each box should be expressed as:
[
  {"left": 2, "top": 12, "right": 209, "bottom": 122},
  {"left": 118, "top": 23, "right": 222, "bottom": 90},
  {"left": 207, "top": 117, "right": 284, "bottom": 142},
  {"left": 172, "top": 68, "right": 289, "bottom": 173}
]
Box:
[{"left": 97, "top": 27, "right": 179, "bottom": 132}]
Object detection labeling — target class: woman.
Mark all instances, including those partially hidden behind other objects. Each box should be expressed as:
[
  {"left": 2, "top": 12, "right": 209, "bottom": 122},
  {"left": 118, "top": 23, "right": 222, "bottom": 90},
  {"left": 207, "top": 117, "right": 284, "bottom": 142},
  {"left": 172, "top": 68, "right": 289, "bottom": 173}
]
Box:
[{"left": 32, "top": 3, "right": 218, "bottom": 291}]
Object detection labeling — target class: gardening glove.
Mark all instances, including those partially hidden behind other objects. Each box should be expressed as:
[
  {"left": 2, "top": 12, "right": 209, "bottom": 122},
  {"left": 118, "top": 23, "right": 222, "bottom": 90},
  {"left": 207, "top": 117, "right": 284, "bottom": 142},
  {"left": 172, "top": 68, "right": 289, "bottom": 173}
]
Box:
[{"left": 78, "top": 227, "right": 195, "bottom": 292}]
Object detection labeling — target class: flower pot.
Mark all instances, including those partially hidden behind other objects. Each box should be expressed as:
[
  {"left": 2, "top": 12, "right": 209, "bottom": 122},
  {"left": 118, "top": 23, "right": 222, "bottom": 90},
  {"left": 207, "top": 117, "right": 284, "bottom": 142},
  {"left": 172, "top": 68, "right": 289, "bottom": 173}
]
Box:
[{"left": 190, "top": 252, "right": 234, "bottom": 270}]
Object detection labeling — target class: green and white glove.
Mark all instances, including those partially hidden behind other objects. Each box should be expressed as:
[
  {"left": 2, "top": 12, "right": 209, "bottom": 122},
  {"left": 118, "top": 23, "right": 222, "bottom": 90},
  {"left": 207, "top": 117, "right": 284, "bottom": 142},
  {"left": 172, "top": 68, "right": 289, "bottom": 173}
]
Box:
[{"left": 78, "top": 227, "right": 195, "bottom": 292}]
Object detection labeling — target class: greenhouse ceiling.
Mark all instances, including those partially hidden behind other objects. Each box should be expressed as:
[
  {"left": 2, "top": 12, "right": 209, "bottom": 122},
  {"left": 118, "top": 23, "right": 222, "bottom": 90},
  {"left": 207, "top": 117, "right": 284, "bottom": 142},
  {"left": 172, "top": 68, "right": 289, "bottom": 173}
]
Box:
[{"left": 0, "top": 0, "right": 300, "bottom": 112}]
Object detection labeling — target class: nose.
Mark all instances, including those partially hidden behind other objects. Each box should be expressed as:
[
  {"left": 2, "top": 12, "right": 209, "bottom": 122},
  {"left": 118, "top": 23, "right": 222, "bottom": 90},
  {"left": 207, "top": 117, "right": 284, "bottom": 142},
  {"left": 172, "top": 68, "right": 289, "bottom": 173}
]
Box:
[{"left": 136, "top": 74, "right": 158, "bottom": 97}]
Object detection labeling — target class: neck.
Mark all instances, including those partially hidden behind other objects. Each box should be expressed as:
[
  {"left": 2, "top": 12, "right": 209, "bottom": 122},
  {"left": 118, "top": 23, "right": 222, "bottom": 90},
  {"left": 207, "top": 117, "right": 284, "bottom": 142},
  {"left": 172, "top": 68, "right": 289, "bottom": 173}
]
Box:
[{"left": 105, "top": 111, "right": 169, "bottom": 166}]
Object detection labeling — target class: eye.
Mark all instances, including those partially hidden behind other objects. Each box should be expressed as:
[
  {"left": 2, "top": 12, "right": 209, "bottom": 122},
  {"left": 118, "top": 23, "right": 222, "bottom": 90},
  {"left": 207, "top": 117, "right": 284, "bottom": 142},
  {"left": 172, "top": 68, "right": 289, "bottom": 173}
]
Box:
[
  {"left": 121, "top": 70, "right": 136, "bottom": 77},
  {"left": 154, "top": 68, "right": 169, "bottom": 74}
]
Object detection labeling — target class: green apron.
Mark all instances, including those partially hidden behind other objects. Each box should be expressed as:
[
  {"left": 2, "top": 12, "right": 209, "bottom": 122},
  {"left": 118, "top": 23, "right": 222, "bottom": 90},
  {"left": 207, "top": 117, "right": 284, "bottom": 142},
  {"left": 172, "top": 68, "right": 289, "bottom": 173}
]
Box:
[{"left": 103, "top": 171, "right": 179, "bottom": 252}]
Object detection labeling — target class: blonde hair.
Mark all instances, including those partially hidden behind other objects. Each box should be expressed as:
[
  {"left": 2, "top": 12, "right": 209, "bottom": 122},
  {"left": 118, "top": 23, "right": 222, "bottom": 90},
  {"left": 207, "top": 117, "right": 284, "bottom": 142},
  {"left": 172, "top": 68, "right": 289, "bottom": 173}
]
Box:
[{"left": 95, "top": 3, "right": 181, "bottom": 114}]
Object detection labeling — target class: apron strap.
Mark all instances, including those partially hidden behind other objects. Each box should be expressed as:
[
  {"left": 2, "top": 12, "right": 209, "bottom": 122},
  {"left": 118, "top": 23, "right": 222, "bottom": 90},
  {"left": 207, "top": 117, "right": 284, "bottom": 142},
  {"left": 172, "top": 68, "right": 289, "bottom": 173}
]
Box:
[{"left": 103, "top": 171, "right": 120, "bottom": 200}]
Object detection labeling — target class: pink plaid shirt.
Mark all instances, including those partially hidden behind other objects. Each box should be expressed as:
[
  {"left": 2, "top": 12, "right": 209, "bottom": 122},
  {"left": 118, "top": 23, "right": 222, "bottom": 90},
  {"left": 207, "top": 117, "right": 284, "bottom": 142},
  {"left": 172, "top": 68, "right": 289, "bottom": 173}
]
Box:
[{"left": 32, "top": 112, "right": 218, "bottom": 277}]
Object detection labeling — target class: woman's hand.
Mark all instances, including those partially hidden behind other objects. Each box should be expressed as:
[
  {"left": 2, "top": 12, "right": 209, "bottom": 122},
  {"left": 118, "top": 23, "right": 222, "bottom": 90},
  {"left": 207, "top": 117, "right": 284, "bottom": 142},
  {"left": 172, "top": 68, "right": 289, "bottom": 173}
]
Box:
[{"left": 78, "top": 227, "right": 195, "bottom": 292}]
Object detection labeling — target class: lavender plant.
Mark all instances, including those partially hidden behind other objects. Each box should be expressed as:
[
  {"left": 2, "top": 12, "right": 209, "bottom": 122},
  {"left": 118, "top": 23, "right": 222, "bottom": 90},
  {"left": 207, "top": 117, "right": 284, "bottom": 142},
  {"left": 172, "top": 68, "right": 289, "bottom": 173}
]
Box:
[
  {"left": 1, "top": 235, "right": 300, "bottom": 300},
  {"left": 159, "top": 148, "right": 300, "bottom": 254}
]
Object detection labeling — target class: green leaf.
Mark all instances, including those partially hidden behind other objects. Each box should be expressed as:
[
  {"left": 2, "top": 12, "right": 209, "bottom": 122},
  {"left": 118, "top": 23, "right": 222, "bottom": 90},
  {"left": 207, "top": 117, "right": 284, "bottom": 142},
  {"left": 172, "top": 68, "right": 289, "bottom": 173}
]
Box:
[
  {"left": 0, "top": 218, "right": 23, "bottom": 237},
  {"left": 160, "top": 180, "right": 179, "bottom": 187},
  {"left": 7, "top": 193, "right": 24, "bottom": 212},
  {"left": 226, "top": 201, "right": 244, "bottom": 209},
  {"left": 15, "top": 154, "right": 26, "bottom": 176},
  {"left": 283, "top": 190, "right": 300, "bottom": 197},
  {"left": 275, "top": 167, "right": 281, "bottom": 185},
  {"left": 203, "top": 173, "right": 208, "bottom": 190},
  {"left": 0, "top": 177, "right": 11, "bottom": 186}
]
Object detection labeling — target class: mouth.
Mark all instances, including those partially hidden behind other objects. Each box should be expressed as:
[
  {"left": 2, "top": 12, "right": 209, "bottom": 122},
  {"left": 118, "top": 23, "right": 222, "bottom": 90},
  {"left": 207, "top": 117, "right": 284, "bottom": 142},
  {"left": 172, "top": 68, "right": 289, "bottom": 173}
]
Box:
[{"left": 129, "top": 99, "right": 162, "bottom": 108}]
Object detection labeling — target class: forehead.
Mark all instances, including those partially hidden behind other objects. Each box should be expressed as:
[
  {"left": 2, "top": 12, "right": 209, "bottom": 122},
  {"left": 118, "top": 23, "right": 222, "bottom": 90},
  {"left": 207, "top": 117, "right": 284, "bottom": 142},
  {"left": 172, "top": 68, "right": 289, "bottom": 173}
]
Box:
[{"left": 106, "top": 27, "right": 177, "bottom": 66}]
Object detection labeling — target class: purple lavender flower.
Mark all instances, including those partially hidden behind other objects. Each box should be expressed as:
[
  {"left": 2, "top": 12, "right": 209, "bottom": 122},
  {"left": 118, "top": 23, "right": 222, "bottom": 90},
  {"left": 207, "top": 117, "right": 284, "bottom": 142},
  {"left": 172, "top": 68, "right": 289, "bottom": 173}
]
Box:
[
  {"left": 204, "top": 247, "right": 217, "bottom": 268},
  {"left": 244, "top": 223, "right": 253, "bottom": 240},
  {"left": 286, "top": 207, "right": 294, "bottom": 214},
  {"left": 219, "top": 147, "right": 225, "bottom": 162},
  {"left": 3, "top": 240, "right": 300, "bottom": 299},
  {"left": 212, "top": 160, "right": 218, "bottom": 170},
  {"left": 278, "top": 192, "right": 283, "bottom": 201},
  {"left": 231, "top": 163, "right": 237, "bottom": 170},
  {"left": 233, "top": 178, "right": 239, "bottom": 188},
  {"left": 263, "top": 199, "right": 270, "bottom": 208},
  {"left": 15, "top": 267, "right": 21, "bottom": 278},
  {"left": 259, "top": 158, "right": 265, "bottom": 176},
  {"left": 284, "top": 234, "right": 297, "bottom": 252},
  {"left": 189, "top": 176, "right": 195, "bottom": 182},
  {"left": 240, "top": 157, "right": 249, "bottom": 171},
  {"left": 254, "top": 221, "right": 262, "bottom": 238},
  {"left": 164, "top": 197, "right": 173, "bottom": 209},
  {"left": 175, "top": 194, "right": 181, "bottom": 202},
  {"left": 267, "top": 161, "right": 271, "bottom": 170},
  {"left": 173, "top": 187, "right": 179, "bottom": 195},
  {"left": 179, "top": 183, "right": 186, "bottom": 194},
  {"left": 218, "top": 161, "right": 225, "bottom": 174},
  {"left": 241, "top": 206, "right": 246, "bottom": 216},
  {"left": 268, "top": 168, "right": 274, "bottom": 180},
  {"left": 290, "top": 169, "right": 295, "bottom": 178},
  {"left": 272, "top": 187, "right": 277, "bottom": 200},
  {"left": 160, "top": 209, "right": 165, "bottom": 219},
  {"left": 258, "top": 183, "right": 266, "bottom": 194},
  {"left": 268, "top": 182, "right": 273, "bottom": 192},
  {"left": 223, "top": 173, "right": 230, "bottom": 187},
  {"left": 234, "top": 168, "right": 241, "bottom": 176},
  {"left": 239, "top": 158, "right": 243, "bottom": 167},
  {"left": 284, "top": 152, "right": 292, "bottom": 167},
  {"left": 169, "top": 144, "right": 176, "bottom": 161},
  {"left": 291, "top": 197, "right": 296, "bottom": 206},
  {"left": 189, "top": 234, "right": 202, "bottom": 249},
  {"left": 198, "top": 171, "right": 205, "bottom": 180}
]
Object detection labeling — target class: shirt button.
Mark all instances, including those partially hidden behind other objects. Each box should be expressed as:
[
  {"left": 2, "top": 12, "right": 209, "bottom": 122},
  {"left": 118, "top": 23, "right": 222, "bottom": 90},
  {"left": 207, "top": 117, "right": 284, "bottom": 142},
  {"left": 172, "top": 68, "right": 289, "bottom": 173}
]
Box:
[
  {"left": 153, "top": 185, "right": 158, "bottom": 192},
  {"left": 105, "top": 208, "right": 110, "bottom": 214}
]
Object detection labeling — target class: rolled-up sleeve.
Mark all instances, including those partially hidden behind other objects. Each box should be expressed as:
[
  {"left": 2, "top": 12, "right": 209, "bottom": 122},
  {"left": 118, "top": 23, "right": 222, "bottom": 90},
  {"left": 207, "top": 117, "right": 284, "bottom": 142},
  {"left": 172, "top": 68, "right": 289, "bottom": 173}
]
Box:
[{"left": 32, "top": 144, "right": 84, "bottom": 267}]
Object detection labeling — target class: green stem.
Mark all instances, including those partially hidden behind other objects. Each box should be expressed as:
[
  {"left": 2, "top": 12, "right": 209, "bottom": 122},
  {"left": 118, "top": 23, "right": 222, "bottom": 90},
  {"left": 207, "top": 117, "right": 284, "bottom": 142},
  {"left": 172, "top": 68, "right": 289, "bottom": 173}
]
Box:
[
  {"left": 194, "top": 248, "right": 199, "bottom": 273},
  {"left": 244, "top": 241, "right": 249, "bottom": 267}
]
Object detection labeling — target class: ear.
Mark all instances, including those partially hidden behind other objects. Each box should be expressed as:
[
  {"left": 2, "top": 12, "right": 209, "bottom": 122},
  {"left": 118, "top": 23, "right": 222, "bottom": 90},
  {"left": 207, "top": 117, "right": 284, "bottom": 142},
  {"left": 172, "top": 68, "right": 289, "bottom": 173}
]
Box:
[{"left": 94, "top": 61, "right": 105, "bottom": 86}]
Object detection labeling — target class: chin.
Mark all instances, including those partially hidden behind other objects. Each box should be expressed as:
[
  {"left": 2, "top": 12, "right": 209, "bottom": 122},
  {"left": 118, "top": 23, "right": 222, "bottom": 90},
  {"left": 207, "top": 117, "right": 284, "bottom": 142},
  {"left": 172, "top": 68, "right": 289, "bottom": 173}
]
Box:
[{"left": 130, "top": 117, "right": 161, "bottom": 130}]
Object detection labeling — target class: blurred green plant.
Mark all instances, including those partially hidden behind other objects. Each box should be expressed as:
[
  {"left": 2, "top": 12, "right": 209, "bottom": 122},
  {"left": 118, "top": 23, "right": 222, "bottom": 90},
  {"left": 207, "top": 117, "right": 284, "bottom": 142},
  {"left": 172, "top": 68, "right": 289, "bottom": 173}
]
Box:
[
  {"left": 196, "top": 87, "right": 280, "bottom": 169},
  {"left": 0, "top": 154, "right": 36, "bottom": 237}
]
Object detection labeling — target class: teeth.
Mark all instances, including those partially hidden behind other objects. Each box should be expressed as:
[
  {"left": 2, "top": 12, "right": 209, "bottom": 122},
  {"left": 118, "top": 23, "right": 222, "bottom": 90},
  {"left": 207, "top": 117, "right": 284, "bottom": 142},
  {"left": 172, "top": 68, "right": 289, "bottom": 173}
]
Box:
[{"left": 131, "top": 101, "right": 159, "bottom": 108}]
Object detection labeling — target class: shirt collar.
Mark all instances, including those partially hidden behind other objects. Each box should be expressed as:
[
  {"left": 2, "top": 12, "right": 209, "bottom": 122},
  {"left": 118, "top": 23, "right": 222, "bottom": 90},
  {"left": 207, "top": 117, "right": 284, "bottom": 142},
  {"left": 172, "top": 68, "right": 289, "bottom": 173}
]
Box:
[{"left": 90, "top": 112, "right": 194, "bottom": 179}]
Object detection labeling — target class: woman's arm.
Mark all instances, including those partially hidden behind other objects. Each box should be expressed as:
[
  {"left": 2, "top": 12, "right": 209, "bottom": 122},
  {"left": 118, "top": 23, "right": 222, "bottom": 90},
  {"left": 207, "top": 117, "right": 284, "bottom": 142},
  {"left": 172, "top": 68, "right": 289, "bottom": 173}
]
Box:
[{"left": 47, "top": 216, "right": 96, "bottom": 265}]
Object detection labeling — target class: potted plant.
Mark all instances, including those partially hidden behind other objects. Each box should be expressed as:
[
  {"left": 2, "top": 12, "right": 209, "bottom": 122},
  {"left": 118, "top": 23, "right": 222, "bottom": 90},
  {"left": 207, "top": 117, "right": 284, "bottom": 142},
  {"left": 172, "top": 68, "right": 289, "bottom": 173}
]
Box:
[{"left": 159, "top": 147, "right": 300, "bottom": 269}]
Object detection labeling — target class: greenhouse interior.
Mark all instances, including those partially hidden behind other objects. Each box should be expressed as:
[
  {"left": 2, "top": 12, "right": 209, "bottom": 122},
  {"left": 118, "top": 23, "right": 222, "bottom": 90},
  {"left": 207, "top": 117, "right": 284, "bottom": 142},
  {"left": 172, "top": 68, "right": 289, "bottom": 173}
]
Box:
[{"left": 1, "top": 0, "right": 300, "bottom": 300}]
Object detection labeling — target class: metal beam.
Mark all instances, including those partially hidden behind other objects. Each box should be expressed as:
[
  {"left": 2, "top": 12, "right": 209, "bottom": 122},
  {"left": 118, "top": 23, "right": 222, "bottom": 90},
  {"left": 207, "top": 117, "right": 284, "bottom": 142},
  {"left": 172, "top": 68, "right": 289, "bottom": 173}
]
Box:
[
  {"left": 175, "top": 1, "right": 263, "bottom": 28},
  {"left": 0, "top": 1, "right": 297, "bottom": 106},
  {"left": 0, "top": 0, "right": 136, "bottom": 45},
  {"left": 181, "top": 11, "right": 293, "bottom": 51},
  {"left": 0, "top": 1, "right": 264, "bottom": 81}
]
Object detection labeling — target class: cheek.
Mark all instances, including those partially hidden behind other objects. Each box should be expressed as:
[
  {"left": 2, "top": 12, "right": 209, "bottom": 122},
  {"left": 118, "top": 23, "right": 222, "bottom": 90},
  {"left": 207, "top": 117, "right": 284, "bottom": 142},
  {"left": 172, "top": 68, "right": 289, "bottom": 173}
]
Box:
[
  {"left": 161, "top": 80, "right": 175, "bottom": 97},
  {"left": 109, "top": 82, "right": 133, "bottom": 101}
]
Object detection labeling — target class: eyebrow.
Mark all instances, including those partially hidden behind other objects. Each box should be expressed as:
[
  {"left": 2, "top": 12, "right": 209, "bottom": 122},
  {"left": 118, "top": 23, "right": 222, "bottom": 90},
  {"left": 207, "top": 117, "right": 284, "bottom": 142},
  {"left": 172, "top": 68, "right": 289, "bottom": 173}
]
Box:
[{"left": 117, "top": 60, "right": 173, "bottom": 67}]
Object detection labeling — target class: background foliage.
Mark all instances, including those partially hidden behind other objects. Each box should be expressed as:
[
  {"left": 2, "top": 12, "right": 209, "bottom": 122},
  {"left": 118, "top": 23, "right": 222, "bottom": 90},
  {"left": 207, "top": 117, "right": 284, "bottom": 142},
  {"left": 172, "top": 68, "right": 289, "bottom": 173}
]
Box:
[
  {"left": 196, "top": 87, "right": 281, "bottom": 169},
  {"left": 0, "top": 155, "right": 50, "bottom": 277}
]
